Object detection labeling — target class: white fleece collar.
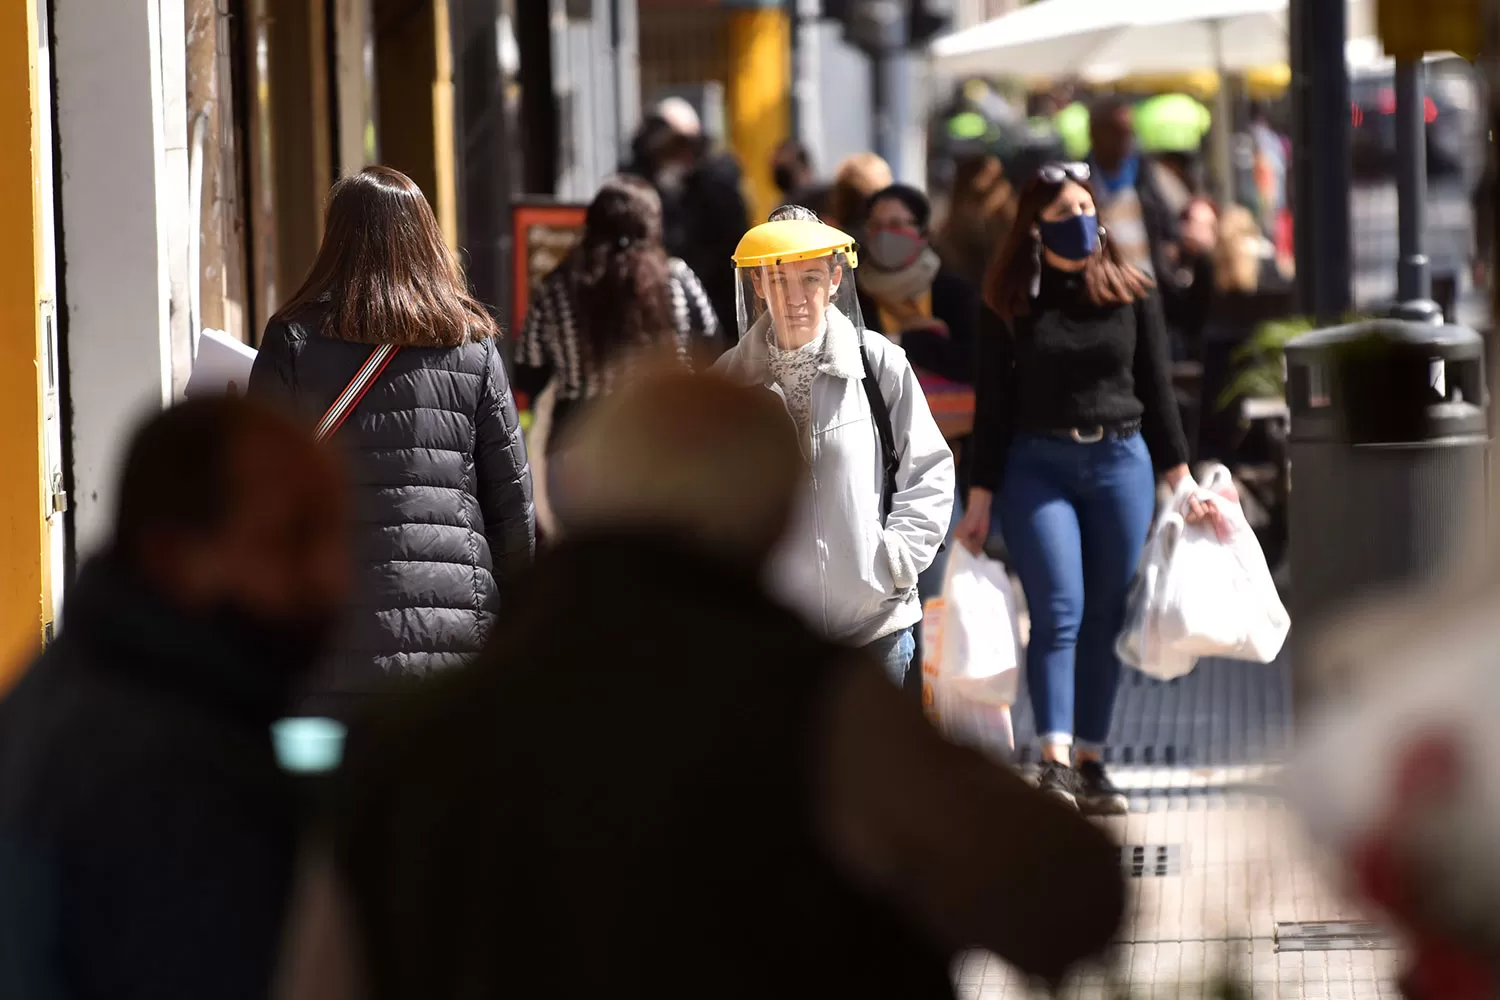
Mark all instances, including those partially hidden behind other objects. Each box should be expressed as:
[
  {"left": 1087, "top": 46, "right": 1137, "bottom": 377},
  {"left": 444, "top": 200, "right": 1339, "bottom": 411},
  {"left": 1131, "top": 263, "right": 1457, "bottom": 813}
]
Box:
[{"left": 732, "top": 308, "right": 865, "bottom": 384}]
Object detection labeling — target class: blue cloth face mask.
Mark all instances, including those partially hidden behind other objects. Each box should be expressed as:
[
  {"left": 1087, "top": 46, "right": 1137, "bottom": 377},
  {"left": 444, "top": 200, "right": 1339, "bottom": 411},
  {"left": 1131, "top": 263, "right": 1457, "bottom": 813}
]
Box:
[{"left": 1038, "top": 214, "right": 1100, "bottom": 261}]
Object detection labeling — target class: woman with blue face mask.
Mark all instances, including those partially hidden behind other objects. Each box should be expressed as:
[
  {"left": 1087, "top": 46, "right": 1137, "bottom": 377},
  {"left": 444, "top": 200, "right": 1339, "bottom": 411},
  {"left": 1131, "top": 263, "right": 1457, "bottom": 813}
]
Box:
[{"left": 954, "top": 164, "right": 1194, "bottom": 815}]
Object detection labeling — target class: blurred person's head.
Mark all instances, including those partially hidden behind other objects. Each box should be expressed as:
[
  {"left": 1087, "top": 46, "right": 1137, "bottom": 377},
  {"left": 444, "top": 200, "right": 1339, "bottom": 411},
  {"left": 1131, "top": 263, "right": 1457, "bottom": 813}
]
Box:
[
  {"left": 827, "top": 153, "right": 894, "bottom": 231},
  {"left": 768, "top": 203, "right": 820, "bottom": 223},
  {"left": 864, "top": 184, "right": 934, "bottom": 273},
  {"left": 773, "top": 139, "right": 814, "bottom": 196},
  {"left": 1214, "top": 204, "right": 1265, "bottom": 295},
  {"left": 568, "top": 175, "right": 677, "bottom": 367},
  {"left": 272, "top": 166, "right": 498, "bottom": 347},
  {"left": 633, "top": 98, "right": 707, "bottom": 193},
  {"left": 1157, "top": 151, "right": 1202, "bottom": 192},
  {"left": 1088, "top": 95, "right": 1136, "bottom": 173},
  {"left": 983, "top": 163, "right": 1152, "bottom": 321},
  {"left": 111, "top": 398, "right": 349, "bottom": 676},
  {"left": 554, "top": 369, "right": 803, "bottom": 568}
]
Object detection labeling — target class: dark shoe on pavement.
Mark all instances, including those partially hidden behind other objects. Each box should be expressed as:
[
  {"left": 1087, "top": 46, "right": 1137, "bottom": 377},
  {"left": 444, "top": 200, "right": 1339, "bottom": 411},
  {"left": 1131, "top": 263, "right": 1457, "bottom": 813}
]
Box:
[
  {"left": 1036, "top": 760, "right": 1078, "bottom": 809},
  {"left": 1075, "top": 760, "right": 1129, "bottom": 816}
]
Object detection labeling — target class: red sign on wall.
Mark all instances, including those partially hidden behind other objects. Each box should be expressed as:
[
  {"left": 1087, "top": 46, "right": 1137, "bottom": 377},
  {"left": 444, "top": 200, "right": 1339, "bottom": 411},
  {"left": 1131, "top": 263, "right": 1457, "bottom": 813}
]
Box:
[{"left": 510, "top": 200, "right": 588, "bottom": 336}]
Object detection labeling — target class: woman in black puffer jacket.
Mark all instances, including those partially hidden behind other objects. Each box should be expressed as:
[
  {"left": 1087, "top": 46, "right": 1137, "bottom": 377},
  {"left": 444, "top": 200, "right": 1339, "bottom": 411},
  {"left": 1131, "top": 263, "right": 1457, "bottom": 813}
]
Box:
[{"left": 249, "top": 166, "right": 534, "bottom": 720}]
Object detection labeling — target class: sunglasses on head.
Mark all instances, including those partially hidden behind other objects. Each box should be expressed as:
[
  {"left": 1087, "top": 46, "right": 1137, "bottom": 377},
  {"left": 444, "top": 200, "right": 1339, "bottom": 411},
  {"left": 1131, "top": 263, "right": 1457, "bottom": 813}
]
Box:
[{"left": 1037, "top": 162, "right": 1091, "bottom": 185}]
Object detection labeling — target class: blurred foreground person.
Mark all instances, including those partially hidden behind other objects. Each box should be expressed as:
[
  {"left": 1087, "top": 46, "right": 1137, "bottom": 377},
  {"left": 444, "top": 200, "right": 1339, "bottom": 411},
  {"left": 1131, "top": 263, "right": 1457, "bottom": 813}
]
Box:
[
  {"left": 277, "top": 371, "right": 1125, "bottom": 1000},
  {"left": 0, "top": 399, "right": 348, "bottom": 1000},
  {"left": 250, "top": 166, "right": 534, "bottom": 722}
]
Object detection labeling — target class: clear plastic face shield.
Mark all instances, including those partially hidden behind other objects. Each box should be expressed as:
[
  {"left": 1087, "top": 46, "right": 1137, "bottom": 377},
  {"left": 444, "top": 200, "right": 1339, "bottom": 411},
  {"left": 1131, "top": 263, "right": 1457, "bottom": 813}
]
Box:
[{"left": 735, "top": 248, "right": 866, "bottom": 350}]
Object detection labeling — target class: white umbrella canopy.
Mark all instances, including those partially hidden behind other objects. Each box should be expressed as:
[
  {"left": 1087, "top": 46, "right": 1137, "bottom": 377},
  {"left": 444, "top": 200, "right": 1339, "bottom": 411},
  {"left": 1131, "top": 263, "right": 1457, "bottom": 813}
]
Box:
[{"left": 931, "top": 0, "right": 1375, "bottom": 82}]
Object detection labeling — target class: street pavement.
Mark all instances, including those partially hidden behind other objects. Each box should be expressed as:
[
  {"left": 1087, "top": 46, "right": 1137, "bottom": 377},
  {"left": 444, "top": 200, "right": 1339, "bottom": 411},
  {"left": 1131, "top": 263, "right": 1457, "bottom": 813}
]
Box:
[
  {"left": 942, "top": 179, "right": 1471, "bottom": 997},
  {"left": 953, "top": 593, "right": 1400, "bottom": 997},
  {"left": 1351, "top": 178, "right": 1488, "bottom": 327}
]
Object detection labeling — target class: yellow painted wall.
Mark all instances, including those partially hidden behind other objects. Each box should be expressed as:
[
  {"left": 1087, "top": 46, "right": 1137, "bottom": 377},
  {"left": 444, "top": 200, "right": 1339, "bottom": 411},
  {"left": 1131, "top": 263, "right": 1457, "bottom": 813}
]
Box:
[
  {"left": 727, "top": 9, "right": 789, "bottom": 225},
  {"left": 0, "top": 0, "right": 50, "bottom": 678}
]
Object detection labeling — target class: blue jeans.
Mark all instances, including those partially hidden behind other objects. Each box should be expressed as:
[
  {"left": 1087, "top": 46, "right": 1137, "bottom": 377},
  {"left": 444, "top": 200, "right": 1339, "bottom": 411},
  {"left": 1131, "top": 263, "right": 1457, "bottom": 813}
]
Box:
[
  {"left": 866, "top": 627, "right": 916, "bottom": 687},
  {"left": 998, "top": 432, "right": 1156, "bottom": 747}
]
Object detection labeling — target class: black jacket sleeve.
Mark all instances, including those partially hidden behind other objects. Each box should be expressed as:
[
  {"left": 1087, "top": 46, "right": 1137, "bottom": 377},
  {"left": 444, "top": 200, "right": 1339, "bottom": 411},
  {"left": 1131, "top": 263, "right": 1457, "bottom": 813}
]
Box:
[
  {"left": 901, "top": 270, "right": 981, "bottom": 385},
  {"left": 969, "top": 306, "right": 1016, "bottom": 493},
  {"left": 1132, "top": 291, "right": 1190, "bottom": 472},
  {"left": 474, "top": 339, "right": 536, "bottom": 588}
]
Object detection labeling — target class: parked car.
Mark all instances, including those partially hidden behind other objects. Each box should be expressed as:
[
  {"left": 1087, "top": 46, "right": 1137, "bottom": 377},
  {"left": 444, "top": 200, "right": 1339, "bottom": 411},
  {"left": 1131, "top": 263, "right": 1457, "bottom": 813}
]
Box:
[{"left": 1350, "top": 55, "right": 1484, "bottom": 188}]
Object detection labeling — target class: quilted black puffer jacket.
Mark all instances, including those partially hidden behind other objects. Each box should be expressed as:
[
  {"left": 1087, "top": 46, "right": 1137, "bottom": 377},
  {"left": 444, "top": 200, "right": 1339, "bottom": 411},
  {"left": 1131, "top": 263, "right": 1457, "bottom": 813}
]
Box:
[{"left": 249, "top": 305, "right": 535, "bottom": 700}]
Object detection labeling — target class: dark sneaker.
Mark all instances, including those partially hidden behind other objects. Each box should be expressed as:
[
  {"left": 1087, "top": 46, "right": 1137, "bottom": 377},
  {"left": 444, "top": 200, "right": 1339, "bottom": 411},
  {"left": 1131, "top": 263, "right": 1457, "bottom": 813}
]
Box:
[
  {"left": 1035, "top": 760, "right": 1078, "bottom": 808},
  {"left": 1076, "top": 760, "right": 1129, "bottom": 815}
]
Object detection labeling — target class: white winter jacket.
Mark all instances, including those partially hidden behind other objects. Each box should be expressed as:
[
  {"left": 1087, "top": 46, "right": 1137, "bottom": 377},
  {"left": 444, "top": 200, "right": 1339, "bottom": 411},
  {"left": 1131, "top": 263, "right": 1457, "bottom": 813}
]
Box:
[{"left": 715, "top": 310, "right": 955, "bottom": 646}]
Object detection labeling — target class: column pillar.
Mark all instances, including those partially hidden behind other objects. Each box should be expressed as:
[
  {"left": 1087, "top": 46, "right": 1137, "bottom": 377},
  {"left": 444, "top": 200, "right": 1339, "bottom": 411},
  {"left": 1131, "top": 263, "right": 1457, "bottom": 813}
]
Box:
[
  {"left": 0, "top": 0, "right": 50, "bottom": 674},
  {"left": 54, "top": 0, "right": 185, "bottom": 561},
  {"left": 728, "top": 6, "right": 790, "bottom": 223}
]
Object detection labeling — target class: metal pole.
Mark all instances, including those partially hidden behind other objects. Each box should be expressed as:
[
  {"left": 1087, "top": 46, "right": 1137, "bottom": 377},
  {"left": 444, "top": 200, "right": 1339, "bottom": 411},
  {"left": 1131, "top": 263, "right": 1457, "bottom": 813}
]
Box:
[
  {"left": 1393, "top": 58, "right": 1439, "bottom": 319},
  {"left": 1209, "top": 20, "right": 1236, "bottom": 207},
  {"left": 792, "top": 0, "right": 824, "bottom": 165},
  {"left": 788, "top": 0, "right": 802, "bottom": 141},
  {"left": 869, "top": 3, "right": 907, "bottom": 177},
  {"left": 1295, "top": 0, "right": 1353, "bottom": 323}
]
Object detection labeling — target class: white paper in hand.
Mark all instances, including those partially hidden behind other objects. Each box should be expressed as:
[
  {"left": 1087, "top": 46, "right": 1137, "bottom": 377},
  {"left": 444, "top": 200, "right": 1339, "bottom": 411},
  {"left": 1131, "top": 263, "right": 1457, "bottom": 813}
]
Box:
[{"left": 186, "top": 328, "right": 257, "bottom": 398}]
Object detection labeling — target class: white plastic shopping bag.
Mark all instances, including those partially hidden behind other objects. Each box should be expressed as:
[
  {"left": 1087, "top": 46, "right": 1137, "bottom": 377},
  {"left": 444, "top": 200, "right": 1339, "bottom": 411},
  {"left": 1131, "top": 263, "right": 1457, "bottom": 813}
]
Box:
[
  {"left": 1153, "top": 466, "right": 1290, "bottom": 663},
  {"left": 923, "top": 546, "right": 1019, "bottom": 754},
  {"left": 1116, "top": 465, "right": 1289, "bottom": 679},
  {"left": 1116, "top": 510, "right": 1199, "bottom": 681}
]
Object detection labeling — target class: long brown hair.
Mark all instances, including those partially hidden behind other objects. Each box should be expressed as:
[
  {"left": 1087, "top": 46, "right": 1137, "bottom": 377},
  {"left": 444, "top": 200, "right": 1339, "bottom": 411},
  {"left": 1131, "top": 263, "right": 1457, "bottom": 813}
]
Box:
[
  {"left": 981, "top": 172, "right": 1152, "bottom": 323},
  {"left": 567, "top": 174, "right": 676, "bottom": 368},
  {"left": 272, "top": 166, "right": 498, "bottom": 346}
]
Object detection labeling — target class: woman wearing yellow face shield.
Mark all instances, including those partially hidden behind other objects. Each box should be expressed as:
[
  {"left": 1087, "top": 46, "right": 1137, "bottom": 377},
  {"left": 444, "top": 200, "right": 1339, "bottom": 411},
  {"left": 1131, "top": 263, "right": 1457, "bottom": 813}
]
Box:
[{"left": 714, "top": 211, "right": 955, "bottom": 686}]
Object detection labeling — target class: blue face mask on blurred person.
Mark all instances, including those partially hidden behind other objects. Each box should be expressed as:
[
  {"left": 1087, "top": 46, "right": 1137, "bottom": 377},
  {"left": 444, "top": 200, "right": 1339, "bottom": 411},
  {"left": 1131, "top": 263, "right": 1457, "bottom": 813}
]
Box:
[{"left": 1038, "top": 214, "right": 1100, "bottom": 261}]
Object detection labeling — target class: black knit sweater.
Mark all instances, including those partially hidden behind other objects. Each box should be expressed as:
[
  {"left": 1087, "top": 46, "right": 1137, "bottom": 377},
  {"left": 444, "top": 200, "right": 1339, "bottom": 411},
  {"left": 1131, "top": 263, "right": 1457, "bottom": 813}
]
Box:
[{"left": 971, "top": 265, "right": 1189, "bottom": 492}]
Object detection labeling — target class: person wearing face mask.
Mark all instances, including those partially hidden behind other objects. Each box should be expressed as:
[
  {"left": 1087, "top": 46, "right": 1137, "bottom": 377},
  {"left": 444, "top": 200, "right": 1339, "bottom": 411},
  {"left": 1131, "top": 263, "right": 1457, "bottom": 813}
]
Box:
[
  {"left": 954, "top": 164, "right": 1197, "bottom": 815},
  {"left": 0, "top": 398, "right": 349, "bottom": 1000},
  {"left": 715, "top": 217, "right": 954, "bottom": 688},
  {"left": 859, "top": 184, "right": 983, "bottom": 691}
]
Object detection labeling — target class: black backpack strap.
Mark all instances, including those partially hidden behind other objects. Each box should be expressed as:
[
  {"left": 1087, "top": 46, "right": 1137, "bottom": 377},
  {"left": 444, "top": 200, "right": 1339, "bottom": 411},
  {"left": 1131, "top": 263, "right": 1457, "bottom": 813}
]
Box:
[{"left": 859, "top": 334, "right": 899, "bottom": 524}]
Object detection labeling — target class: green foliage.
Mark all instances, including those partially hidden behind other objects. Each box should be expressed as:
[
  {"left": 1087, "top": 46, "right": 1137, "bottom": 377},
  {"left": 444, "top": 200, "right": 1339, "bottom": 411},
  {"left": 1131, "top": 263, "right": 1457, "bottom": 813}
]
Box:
[{"left": 1217, "top": 315, "right": 1316, "bottom": 412}]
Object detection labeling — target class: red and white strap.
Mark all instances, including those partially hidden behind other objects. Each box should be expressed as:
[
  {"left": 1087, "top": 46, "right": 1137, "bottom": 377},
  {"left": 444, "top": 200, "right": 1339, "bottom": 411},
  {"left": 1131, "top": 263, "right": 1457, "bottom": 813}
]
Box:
[{"left": 314, "top": 343, "right": 400, "bottom": 441}]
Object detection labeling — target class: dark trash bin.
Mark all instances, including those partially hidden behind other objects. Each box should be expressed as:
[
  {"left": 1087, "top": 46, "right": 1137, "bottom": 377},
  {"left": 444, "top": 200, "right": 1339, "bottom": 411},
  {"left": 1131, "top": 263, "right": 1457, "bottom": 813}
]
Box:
[{"left": 1285, "top": 318, "right": 1488, "bottom": 717}]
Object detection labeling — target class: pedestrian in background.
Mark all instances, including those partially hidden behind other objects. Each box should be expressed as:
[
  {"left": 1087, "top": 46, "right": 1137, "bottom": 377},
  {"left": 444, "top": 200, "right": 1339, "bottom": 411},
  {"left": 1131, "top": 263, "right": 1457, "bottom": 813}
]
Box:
[
  {"left": 1196, "top": 202, "right": 1296, "bottom": 465},
  {"left": 0, "top": 399, "right": 348, "bottom": 1000},
  {"left": 276, "top": 371, "right": 1124, "bottom": 1000},
  {"left": 715, "top": 215, "right": 954, "bottom": 689},
  {"left": 932, "top": 152, "right": 1017, "bottom": 289},
  {"left": 859, "top": 183, "right": 983, "bottom": 684},
  {"left": 826, "top": 151, "right": 894, "bottom": 234},
  {"left": 249, "top": 166, "right": 534, "bottom": 724},
  {"left": 1086, "top": 95, "right": 1179, "bottom": 282},
  {"left": 772, "top": 138, "right": 815, "bottom": 202},
  {"left": 955, "top": 164, "right": 1192, "bottom": 814},
  {"left": 625, "top": 98, "right": 749, "bottom": 337},
  {"left": 514, "top": 174, "right": 719, "bottom": 488}
]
